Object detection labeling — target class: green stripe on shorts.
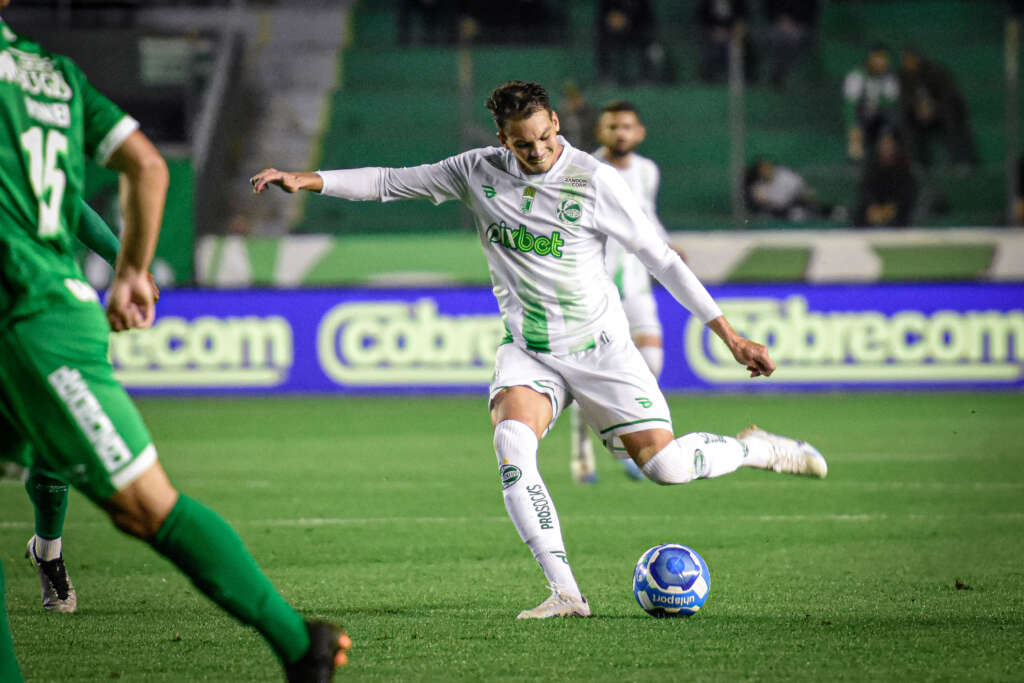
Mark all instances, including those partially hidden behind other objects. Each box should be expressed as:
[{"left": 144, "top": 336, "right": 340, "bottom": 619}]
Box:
[{"left": 599, "top": 417, "right": 671, "bottom": 435}]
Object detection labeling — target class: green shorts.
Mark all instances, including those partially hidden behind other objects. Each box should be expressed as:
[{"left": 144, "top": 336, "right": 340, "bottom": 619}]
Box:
[{"left": 0, "top": 303, "right": 155, "bottom": 502}]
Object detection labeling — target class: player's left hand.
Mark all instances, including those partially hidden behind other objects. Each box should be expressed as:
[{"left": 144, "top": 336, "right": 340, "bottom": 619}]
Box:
[
  {"left": 728, "top": 337, "right": 776, "bottom": 378},
  {"left": 107, "top": 269, "right": 156, "bottom": 331}
]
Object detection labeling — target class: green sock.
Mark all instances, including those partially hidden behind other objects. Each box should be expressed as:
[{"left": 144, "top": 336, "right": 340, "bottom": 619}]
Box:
[
  {"left": 0, "top": 561, "right": 26, "bottom": 683},
  {"left": 150, "top": 494, "right": 309, "bottom": 664},
  {"left": 25, "top": 468, "right": 69, "bottom": 540}
]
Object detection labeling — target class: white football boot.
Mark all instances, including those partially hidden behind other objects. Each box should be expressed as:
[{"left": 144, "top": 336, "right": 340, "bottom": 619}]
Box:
[
  {"left": 26, "top": 536, "right": 78, "bottom": 613},
  {"left": 737, "top": 425, "right": 828, "bottom": 479},
  {"left": 517, "top": 586, "right": 591, "bottom": 619}
]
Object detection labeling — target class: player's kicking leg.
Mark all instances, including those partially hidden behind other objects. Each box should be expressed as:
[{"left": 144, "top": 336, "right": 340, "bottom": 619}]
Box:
[
  {"left": 569, "top": 334, "right": 662, "bottom": 484},
  {"left": 621, "top": 425, "right": 827, "bottom": 486},
  {"left": 24, "top": 467, "right": 77, "bottom": 612},
  {"left": 736, "top": 425, "right": 828, "bottom": 478}
]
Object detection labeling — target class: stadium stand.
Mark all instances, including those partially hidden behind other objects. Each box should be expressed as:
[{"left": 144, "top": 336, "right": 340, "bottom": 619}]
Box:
[{"left": 296, "top": 0, "right": 1011, "bottom": 234}]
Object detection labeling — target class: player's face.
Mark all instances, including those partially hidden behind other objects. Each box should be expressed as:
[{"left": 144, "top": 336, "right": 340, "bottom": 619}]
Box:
[
  {"left": 867, "top": 50, "right": 890, "bottom": 75},
  {"left": 596, "top": 111, "right": 645, "bottom": 158},
  {"left": 498, "top": 109, "right": 563, "bottom": 174},
  {"left": 0, "top": 0, "right": 9, "bottom": 9}
]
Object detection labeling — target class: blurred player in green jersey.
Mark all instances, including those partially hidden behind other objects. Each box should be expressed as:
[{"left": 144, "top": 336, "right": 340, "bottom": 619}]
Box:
[
  {"left": 0, "top": 3, "right": 349, "bottom": 680},
  {"left": 17, "top": 198, "right": 158, "bottom": 615}
]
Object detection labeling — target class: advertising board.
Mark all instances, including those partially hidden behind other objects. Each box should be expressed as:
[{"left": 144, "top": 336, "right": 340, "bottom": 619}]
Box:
[{"left": 112, "top": 284, "right": 1024, "bottom": 393}]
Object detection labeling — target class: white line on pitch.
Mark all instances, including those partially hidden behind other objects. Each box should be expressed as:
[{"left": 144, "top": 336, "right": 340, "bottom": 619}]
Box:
[{"left": 2, "top": 513, "right": 1021, "bottom": 532}]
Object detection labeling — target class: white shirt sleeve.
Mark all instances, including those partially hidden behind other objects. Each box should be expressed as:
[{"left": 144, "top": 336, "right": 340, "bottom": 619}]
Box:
[
  {"left": 317, "top": 153, "right": 469, "bottom": 205},
  {"left": 593, "top": 166, "right": 722, "bottom": 323}
]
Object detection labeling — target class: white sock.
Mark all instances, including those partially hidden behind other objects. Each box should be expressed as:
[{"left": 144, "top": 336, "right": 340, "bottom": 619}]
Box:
[
  {"left": 641, "top": 432, "right": 746, "bottom": 484},
  {"left": 638, "top": 344, "right": 664, "bottom": 377},
  {"left": 739, "top": 436, "right": 773, "bottom": 469},
  {"left": 494, "top": 419, "right": 582, "bottom": 597},
  {"left": 33, "top": 535, "right": 62, "bottom": 561}
]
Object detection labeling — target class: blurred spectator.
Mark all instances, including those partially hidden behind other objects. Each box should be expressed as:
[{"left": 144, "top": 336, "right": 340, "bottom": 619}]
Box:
[
  {"left": 762, "top": 0, "right": 819, "bottom": 88},
  {"left": 597, "top": 0, "right": 671, "bottom": 85},
  {"left": 559, "top": 81, "right": 598, "bottom": 153},
  {"left": 843, "top": 44, "right": 900, "bottom": 162},
  {"left": 696, "top": 0, "right": 758, "bottom": 84},
  {"left": 456, "top": 0, "right": 564, "bottom": 44},
  {"left": 743, "top": 158, "right": 836, "bottom": 221},
  {"left": 397, "top": 0, "right": 457, "bottom": 45},
  {"left": 899, "top": 46, "right": 978, "bottom": 168},
  {"left": 854, "top": 126, "right": 918, "bottom": 227}
]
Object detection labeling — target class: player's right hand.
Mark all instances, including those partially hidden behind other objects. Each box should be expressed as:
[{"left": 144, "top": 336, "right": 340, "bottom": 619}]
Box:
[
  {"left": 107, "top": 270, "right": 156, "bottom": 331},
  {"left": 250, "top": 168, "right": 302, "bottom": 194},
  {"left": 729, "top": 337, "right": 776, "bottom": 378}
]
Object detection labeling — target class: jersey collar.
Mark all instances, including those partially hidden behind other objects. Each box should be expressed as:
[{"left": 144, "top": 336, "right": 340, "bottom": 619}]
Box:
[{"left": 504, "top": 135, "right": 573, "bottom": 182}]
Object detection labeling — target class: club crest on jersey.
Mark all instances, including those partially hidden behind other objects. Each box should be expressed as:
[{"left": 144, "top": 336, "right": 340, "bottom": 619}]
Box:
[
  {"left": 520, "top": 186, "right": 537, "bottom": 214},
  {"left": 556, "top": 165, "right": 590, "bottom": 225},
  {"left": 486, "top": 221, "right": 564, "bottom": 258},
  {"left": 556, "top": 198, "right": 582, "bottom": 224},
  {"left": 482, "top": 184, "right": 496, "bottom": 199}
]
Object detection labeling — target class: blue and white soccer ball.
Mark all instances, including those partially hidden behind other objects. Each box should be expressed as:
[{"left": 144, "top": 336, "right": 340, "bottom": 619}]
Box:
[{"left": 632, "top": 543, "right": 711, "bottom": 617}]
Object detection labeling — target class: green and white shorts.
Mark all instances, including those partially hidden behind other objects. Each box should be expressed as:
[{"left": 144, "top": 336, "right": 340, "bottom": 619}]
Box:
[
  {"left": 0, "top": 302, "right": 156, "bottom": 501},
  {"left": 488, "top": 332, "right": 673, "bottom": 451}
]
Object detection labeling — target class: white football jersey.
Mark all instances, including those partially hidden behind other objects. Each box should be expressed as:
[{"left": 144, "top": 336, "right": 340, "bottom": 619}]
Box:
[
  {"left": 318, "top": 137, "right": 719, "bottom": 355},
  {"left": 593, "top": 149, "right": 670, "bottom": 300}
]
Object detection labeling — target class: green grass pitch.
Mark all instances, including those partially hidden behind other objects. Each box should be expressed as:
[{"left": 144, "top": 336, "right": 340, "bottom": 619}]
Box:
[{"left": 3, "top": 393, "right": 1023, "bottom": 681}]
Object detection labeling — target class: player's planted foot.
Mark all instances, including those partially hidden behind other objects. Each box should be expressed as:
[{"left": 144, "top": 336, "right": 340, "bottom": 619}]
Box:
[
  {"left": 737, "top": 425, "right": 828, "bottom": 478},
  {"left": 517, "top": 586, "right": 591, "bottom": 619},
  {"left": 285, "top": 620, "right": 351, "bottom": 683},
  {"left": 25, "top": 537, "right": 77, "bottom": 613}
]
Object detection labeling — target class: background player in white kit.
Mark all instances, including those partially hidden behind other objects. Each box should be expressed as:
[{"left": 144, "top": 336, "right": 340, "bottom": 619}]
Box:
[
  {"left": 570, "top": 100, "right": 687, "bottom": 484},
  {"left": 251, "top": 81, "right": 827, "bottom": 620}
]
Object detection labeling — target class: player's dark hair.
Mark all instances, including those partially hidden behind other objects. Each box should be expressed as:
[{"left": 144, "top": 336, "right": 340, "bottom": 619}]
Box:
[
  {"left": 601, "top": 100, "right": 640, "bottom": 118},
  {"left": 486, "top": 81, "right": 552, "bottom": 131}
]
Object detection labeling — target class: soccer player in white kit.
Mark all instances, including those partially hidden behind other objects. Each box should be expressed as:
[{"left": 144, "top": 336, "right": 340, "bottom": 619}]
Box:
[
  {"left": 570, "top": 100, "right": 686, "bottom": 484},
  {"left": 251, "top": 81, "right": 827, "bottom": 620}
]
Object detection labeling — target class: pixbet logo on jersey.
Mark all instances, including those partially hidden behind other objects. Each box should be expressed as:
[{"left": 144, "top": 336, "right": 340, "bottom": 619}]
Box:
[{"left": 486, "top": 221, "right": 564, "bottom": 258}]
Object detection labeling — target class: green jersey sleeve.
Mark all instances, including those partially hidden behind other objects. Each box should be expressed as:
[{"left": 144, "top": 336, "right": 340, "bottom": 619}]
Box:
[{"left": 66, "top": 59, "right": 139, "bottom": 165}]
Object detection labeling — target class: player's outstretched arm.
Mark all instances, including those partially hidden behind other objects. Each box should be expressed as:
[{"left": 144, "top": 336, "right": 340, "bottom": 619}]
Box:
[
  {"left": 104, "top": 130, "right": 168, "bottom": 331},
  {"left": 707, "top": 316, "right": 776, "bottom": 378},
  {"left": 250, "top": 168, "right": 323, "bottom": 194}
]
